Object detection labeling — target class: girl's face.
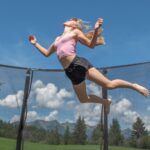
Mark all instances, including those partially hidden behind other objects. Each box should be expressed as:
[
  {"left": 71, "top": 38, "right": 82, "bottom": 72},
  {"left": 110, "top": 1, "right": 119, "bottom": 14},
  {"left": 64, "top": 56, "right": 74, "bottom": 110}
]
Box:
[{"left": 64, "top": 18, "right": 79, "bottom": 29}]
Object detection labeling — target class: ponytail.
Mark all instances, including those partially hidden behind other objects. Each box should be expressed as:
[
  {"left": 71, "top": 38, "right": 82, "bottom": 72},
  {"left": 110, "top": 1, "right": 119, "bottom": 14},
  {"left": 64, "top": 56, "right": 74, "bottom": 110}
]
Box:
[
  {"left": 73, "top": 18, "right": 105, "bottom": 45},
  {"left": 84, "top": 28, "right": 105, "bottom": 46}
]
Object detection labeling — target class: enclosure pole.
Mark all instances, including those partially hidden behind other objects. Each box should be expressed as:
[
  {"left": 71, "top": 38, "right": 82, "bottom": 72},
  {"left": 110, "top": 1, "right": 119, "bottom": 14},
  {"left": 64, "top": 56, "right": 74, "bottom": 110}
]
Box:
[
  {"left": 16, "top": 69, "right": 32, "bottom": 150},
  {"left": 102, "top": 69, "right": 108, "bottom": 150}
]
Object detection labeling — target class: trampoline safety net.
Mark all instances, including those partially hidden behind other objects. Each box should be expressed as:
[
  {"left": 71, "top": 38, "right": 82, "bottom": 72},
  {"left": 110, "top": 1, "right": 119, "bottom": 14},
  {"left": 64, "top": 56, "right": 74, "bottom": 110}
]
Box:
[{"left": 0, "top": 62, "right": 150, "bottom": 150}]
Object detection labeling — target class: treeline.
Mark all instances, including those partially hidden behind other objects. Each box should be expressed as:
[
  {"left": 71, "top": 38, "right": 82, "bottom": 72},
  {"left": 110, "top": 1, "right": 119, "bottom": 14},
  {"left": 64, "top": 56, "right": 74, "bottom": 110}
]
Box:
[
  {"left": 0, "top": 117, "right": 90, "bottom": 144},
  {"left": 0, "top": 116, "right": 150, "bottom": 149},
  {"left": 0, "top": 120, "right": 17, "bottom": 139},
  {"left": 109, "top": 117, "right": 150, "bottom": 149}
]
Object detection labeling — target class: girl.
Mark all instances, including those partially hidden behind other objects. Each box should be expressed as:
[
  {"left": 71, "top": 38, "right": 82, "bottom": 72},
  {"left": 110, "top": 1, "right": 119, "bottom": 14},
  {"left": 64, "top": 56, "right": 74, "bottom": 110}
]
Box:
[{"left": 29, "top": 18, "right": 149, "bottom": 113}]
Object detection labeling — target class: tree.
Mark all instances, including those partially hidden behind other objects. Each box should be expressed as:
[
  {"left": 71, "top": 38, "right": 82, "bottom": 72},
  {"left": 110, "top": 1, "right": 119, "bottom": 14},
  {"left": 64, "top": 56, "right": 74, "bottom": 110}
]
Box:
[
  {"left": 91, "top": 123, "right": 103, "bottom": 144},
  {"left": 54, "top": 126, "right": 60, "bottom": 144},
  {"left": 109, "top": 118, "right": 124, "bottom": 145},
  {"left": 130, "top": 117, "right": 148, "bottom": 147},
  {"left": 0, "top": 120, "right": 17, "bottom": 139},
  {"left": 73, "top": 116, "right": 87, "bottom": 145},
  {"left": 137, "top": 135, "right": 150, "bottom": 149},
  {"left": 64, "top": 125, "right": 71, "bottom": 145},
  {"left": 48, "top": 130, "right": 54, "bottom": 144},
  {"left": 48, "top": 127, "right": 60, "bottom": 145},
  {"left": 131, "top": 117, "right": 148, "bottom": 139}
]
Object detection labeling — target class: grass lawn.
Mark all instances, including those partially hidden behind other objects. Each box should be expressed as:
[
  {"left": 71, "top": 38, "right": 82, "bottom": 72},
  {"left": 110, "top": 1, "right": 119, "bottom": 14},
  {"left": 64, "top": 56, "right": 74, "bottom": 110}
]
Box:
[{"left": 0, "top": 137, "right": 145, "bottom": 150}]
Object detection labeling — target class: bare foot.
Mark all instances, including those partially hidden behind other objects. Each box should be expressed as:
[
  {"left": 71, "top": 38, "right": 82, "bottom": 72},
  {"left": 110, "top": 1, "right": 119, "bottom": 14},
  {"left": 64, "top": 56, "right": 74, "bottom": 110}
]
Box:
[
  {"left": 104, "top": 99, "right": 112, "bottom": 114},
  {"left": 133, "top": 83, "right": 149, "bottom": 97}
]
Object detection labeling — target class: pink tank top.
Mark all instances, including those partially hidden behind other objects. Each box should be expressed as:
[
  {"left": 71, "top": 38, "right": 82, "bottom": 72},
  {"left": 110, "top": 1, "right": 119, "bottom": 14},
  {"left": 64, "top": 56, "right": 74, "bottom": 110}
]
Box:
[{"left": 54, "top": 33, "right": 77, "bottom": 59}]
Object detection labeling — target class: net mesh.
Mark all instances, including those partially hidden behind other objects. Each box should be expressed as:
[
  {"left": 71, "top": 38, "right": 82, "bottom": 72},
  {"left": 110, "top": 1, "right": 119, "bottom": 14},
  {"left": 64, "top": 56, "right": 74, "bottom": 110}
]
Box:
[
  {"left": 0, "top": 62, "right": 150, "bottom": 149},
  {"left": 107, "top": 63, "right": 150, "bottom": 130}
]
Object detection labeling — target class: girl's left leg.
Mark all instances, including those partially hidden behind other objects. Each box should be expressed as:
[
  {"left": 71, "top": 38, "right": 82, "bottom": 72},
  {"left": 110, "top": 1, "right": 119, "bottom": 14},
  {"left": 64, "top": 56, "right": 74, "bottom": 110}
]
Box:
[{"left": 86, "top": 67, "right": 149, "bottom": 97}]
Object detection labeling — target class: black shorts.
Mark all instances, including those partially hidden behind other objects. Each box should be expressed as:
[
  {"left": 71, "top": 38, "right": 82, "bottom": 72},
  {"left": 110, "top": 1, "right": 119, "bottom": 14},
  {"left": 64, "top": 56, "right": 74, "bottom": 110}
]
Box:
[{"left": 65, "top": 56, "right": 93, "bottom": 85}]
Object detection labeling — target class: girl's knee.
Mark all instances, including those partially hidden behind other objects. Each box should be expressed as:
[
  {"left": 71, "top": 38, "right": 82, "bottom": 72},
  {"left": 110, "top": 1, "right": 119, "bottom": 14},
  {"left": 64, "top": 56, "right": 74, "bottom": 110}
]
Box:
[{"left": 104, "top": 81, "right": 116, "bottom": 89}]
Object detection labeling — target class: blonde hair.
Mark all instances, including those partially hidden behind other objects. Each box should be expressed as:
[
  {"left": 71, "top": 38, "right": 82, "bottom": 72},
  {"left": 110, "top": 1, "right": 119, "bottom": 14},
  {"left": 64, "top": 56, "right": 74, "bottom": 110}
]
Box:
[
  {"left": 73, "top": 18, "right": 105, "bottom": 46},
  {"left": 70, "top": 18, "right": 90, "bottom": 30},
  {"left": 84, "top": 28, "right": 105, "bottom": 45}
]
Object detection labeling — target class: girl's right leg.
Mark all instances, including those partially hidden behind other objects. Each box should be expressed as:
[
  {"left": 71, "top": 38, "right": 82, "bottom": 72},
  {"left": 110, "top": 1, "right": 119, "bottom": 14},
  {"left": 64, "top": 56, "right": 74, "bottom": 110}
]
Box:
[{"left": 73, "top": 81, "right": 111, "bottom": 113}]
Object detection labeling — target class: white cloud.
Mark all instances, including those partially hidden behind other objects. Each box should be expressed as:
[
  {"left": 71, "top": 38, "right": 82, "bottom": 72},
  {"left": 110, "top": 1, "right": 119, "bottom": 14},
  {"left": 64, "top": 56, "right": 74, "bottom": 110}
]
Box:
[
  {"left": 32, "top": 80, "right": 45, "bottom": 90},
  {"left": 123, "top": 110, "right": 140, "bottom": 124},
  {"left": 110, "top": 98, "right": 140, "bottom": 124},
  {"left": 10, "top": 110, "right": 58, "bottom": 123},
  {"left": 10, "top": 115, "right": 20, "bottom": 123},
  {"left": 57, "top": 89, "right": 72, "bottom": 99},
  {"left": 111, "top": 98, "right": 132, "bottom": 114},
  {"left": 75, "top": 103, "right": 101, "bottom": 126},
  {"left": 10, "top": 111, "right": 38, "bottom": 123},
  {"left": 44, "top": 110, "right": 58, "bottom": 121},
  {"left": 33, "top": 81, "right": 73, "bottom": 108},
  {"left": 27, "top": 111, "right": 39, "bottom": 122},
  {"left": 87, "top": 82, "right": 102, "bottom": 96},
  {"left": 0, "top": 90, "right": 23, "bottom": 108},
  {"left": 0, "top": 80, "right": 72, "bottom": 109},
  {"left": 109, "top": 97, "right": 150, "bottom": 131}
]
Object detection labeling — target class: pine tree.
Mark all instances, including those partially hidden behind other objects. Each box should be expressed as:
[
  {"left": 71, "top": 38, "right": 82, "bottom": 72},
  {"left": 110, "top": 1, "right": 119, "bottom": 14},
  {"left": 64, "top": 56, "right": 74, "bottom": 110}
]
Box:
[
  {"left": 81, "top": 117, "right": 87, "bottom": 144},
  {"left": 131, "top": 117, "right": 148, "bottom": 139},
  {"left": 130, "top": 117, "right": 148, "bottom": 147},
  {"left": 109, "top": 118, "right": 124, "bottom": 145},
  {"left": 73, "top": 116, "right": 87, "bottom": 145},
  {"left": 48, "top": 130, "right": 55, "bottom": 144},
  {"left": 54, "top": 126, "right": 60, "bottom": 145},
  {"left": 64, "top": 125, "right": 71, "bottom": 145},
  {"left": 49, "top": 127, "right": 60, "bottom": 145},
  {"left": 91, "top": 123, "right": 103, "bottom": 144}
]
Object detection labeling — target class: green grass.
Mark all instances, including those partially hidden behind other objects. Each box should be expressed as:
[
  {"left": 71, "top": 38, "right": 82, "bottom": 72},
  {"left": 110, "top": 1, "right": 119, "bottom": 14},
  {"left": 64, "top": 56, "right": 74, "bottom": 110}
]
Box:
[
  {"left": 0, "top": 137, "right": 145, "bottom": 150},
  {"left": 0, "top": 137, "right": 16, "bottom": 150}
]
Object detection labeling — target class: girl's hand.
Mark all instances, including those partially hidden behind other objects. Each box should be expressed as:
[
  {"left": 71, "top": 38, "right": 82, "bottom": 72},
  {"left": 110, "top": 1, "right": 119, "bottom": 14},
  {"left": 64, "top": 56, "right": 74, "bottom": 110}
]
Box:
[
  {"left": 29, "top": 35, "right": 37, "bottom": 45},
  {"left": 94, "top": 18, "right": 103, "bottom": 30}
]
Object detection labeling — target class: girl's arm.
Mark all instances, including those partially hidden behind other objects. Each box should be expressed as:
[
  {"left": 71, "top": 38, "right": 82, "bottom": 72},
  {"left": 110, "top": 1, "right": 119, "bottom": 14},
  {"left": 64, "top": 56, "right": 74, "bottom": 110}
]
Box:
[
  {"left": 76, "top": 18, "right": 103, "bottom": 48},
  {"left": 29, "top": 35, "right": 56, "bottom": 57},
  {"left": 34, "top": 42, "right": 56, "bottom": 57}
]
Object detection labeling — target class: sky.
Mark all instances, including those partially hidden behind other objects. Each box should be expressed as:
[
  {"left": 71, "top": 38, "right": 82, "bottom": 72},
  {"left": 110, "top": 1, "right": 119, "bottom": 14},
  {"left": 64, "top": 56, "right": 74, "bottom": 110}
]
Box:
[
  {"left": 0, "top": 0, "right": 150, "bottom": 69},
  {"left": 0, "top": 0, "right": 150, "bottom": 131}
]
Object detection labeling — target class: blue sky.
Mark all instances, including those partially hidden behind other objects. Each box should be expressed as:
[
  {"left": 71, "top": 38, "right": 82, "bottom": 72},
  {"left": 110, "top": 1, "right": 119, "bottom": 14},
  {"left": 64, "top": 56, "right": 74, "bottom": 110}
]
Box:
[
  {"left": 0, "top": 0, "right": 150, "bottom": 130},
  {"left": 0, "top": 0, "right": 150, "bottom": 69}
]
